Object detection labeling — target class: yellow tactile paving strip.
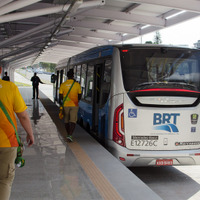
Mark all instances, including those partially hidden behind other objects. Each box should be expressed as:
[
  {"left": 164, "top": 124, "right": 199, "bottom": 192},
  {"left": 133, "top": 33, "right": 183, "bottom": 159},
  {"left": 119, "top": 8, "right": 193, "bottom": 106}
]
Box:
[
  {"left": 68, "top": 141, "right": 123, "bottom": 200},
  {"left": 39, "top": 98, "right": 123, "bottom": 199}
]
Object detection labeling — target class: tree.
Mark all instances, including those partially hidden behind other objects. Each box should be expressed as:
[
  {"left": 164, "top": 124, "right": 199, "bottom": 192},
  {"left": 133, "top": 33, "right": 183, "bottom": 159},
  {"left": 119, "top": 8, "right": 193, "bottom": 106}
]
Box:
[
  {"left": 154, "top": 31, "right": 162, "bottom": 44},
  {"left": 40, "top": 62, "right": 56, "bottom": 72},
  {"left": 145, "top": 41, "right": 153, "bottom": 44}
]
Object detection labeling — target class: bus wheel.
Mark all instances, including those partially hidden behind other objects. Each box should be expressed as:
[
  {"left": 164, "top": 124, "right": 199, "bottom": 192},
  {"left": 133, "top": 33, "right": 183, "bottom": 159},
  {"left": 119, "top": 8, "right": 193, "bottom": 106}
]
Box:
[
  {"left": 86, "top": 123, "right": 90, "bottom": 133},
  {"left": 79, "top": 118, "right": 83, "bottom": 127}
]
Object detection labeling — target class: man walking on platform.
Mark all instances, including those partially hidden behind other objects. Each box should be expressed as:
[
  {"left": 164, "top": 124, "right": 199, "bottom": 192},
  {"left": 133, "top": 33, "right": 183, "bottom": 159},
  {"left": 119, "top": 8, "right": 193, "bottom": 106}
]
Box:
[
  {"left": 2, "top": 72, "right": 10, "bottom": 81},
  {"left": 30, "top": 72, "right": 44, "bottom": 99},
  {"left": 0, "top": 66, "right": 34, "bottom": 200},
  {"left": 59, "top": 69, "right": 81, "bottom": 142}
]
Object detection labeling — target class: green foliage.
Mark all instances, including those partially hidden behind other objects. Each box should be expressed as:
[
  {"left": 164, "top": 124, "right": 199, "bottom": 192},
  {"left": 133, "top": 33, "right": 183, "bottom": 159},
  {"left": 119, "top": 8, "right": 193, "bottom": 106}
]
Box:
[
  {"left": 40, "top": 62, "right": 56, "bottom": 72},
  {"left": 154, "top": 31, "right": 162, "bottom": 44},
  {"left": 145, "top": 41, "right": 153, "bottom": 44}
]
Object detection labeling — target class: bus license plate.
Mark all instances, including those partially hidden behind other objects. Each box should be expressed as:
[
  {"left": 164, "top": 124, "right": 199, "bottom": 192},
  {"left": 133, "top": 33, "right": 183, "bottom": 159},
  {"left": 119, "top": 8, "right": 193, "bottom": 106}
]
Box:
[{"left": 156, "top": 159, "right": 173, "bottom": 166}]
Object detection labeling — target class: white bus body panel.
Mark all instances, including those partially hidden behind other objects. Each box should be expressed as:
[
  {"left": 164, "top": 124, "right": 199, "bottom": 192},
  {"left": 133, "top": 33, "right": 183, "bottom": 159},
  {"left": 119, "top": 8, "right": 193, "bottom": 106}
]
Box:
[
  {"left": 107, "top": 47, "right": 200, "bottom": 167},
  {"left": 107, "top": 140, "right": 200, "bottom": 166},
  {"left": 107, "top": 47, "right": 125, "bottom": 142},
  {"left": 137, "top": 96, "right": 197, "bottom": 105},
  {"left": 124, "top": 94, "right": 200, "bottom": 151}
]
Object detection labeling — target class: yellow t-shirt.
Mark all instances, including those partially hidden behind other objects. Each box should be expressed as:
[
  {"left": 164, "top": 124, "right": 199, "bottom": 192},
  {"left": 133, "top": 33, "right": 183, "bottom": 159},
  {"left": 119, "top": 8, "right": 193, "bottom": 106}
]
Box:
[
  {"left": 59, "top": 79, "right": 81, "bottom": 107},
  {"left": 0, "top": 79, "right": 27, "bottom": 147}
]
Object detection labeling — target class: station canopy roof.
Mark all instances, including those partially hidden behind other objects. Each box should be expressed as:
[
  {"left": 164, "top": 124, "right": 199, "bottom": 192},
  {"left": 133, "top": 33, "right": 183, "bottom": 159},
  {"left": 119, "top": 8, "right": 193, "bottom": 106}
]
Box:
[{"left": 0, "top": 0, "right": 200, "bottom": 69}]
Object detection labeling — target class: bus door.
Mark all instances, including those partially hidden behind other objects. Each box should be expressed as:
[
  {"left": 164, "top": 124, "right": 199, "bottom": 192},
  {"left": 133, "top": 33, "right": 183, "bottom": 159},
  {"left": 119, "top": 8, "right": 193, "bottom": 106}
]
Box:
[
  {"left": 54, "top": 69, "right": 64, "bottom": 102},
  {"left": 54, "top": 70, "right": 59, "bottom": 102},
  {"left": 92, "top": 64, "right": 103, "bottom": 134}
]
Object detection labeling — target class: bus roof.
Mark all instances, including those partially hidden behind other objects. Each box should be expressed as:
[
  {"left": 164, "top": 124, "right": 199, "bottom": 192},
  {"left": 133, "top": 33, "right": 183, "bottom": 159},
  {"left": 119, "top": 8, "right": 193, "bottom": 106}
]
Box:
[{"left": 56, "top": 44, "right": 198, "bottom": 69}]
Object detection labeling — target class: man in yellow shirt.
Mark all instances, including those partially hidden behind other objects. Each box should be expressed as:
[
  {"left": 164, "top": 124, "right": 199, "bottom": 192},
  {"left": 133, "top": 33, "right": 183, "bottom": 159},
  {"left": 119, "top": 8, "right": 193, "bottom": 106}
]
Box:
[
  {"left": 0, "top": 66, "right": 34, "bottom": 200},
  {"left": 59, "top": 69, "right": 81, "bottom": 142}
]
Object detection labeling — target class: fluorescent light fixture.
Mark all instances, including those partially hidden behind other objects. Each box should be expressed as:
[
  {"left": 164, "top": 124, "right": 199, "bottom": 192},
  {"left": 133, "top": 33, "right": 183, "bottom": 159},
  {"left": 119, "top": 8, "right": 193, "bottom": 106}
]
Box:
[
  {"left": 166, "top": 10, "right": 186, "bottom": 19},
  {"left": 141, "top": 24, "right": 151, "bottom": 29}
]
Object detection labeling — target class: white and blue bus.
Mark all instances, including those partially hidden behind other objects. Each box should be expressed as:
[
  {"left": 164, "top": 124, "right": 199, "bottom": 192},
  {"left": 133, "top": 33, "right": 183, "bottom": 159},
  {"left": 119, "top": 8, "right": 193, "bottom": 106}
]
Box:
[{"left": 53, "top": 44, "right": 200, "bottom": 167}]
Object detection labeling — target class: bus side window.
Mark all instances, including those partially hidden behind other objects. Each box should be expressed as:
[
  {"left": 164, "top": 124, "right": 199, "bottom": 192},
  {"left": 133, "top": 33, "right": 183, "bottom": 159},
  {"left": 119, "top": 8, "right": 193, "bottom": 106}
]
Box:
[
  {"left": 76, "top": 65, "right": 81, "bottom": 83},
  {"left": 73, "top": 66, "right": 77, "bottom": 80},
  {"left": 60, "top": 70, "right": 64, "bottom": 85},
  {"left": 63, "top": 68, "right": 67, "bottom": 82},
  {"left": 81, "top": 64, "right": 87, "bottom": 98},
  {"left": 101, "top": 59, "right": 111, "bottom": 105},
  {"left": 85, "top": 64, "right": 94, "bottom": 102},
  {"left": 55, "top": 70, "right": 60, "bottom": 102},
  {"left": 51, "top": 74, "right": 56, "bottom": 83}
]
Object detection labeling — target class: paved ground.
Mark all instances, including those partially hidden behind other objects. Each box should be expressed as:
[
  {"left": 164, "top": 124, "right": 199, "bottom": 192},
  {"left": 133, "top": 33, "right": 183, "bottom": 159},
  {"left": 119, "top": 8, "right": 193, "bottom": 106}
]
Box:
[
  {"left": 10, "top": 88, "right": 103, "bottom": 200},
  {"left": 14, "top": 71, "right": 200, "bottom": 200},
  {"left": 131, "top": 165, "right": 200, "bottom": 200},
  {"left": 10, "top": 87, "right": 162, "bottom": 200},
  {"left": 14, "top": 71, "right": 53, "bottom": 101}
]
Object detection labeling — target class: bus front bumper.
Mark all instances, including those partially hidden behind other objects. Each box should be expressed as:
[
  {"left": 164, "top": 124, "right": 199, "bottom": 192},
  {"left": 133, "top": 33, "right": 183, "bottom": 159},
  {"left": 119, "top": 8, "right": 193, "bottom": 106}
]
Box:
[{"left": 107, "top": 140, "right": 200, "bottom": 167}]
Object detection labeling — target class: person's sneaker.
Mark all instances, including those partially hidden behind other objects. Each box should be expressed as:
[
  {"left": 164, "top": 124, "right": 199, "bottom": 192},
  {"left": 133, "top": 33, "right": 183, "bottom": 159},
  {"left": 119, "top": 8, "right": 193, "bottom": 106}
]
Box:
[{"left": 67, "top": 135, "right": 73, "bottom": 142}]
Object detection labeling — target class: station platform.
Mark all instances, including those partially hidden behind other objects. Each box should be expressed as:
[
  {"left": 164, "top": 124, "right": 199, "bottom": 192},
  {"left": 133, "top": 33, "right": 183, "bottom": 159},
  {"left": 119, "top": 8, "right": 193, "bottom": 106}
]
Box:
[{"left": 10, "top": 87, "right": 162, "bottom": 200}]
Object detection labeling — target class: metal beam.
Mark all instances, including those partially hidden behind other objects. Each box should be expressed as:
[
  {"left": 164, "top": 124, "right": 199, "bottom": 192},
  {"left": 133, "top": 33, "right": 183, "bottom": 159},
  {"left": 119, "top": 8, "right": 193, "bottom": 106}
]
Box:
[
  {"left": 0, "top": 40, "right": 45, "bottom": 60},
  {"left": 0, "top": 6, "right": 65, "bottom": 23},
  {"left": 11, "top": 16, "right": 51, "bottom": 25},
  {"left": 58, "top": 35, "right": 109, "bottom": 45},
  {"left": 80, "top": 8, "right": 165, "bottom": 27},
  {"left": 166, "top": 12, "right": 200, "bottom": 27},
  {"left": 126, "top": 0, "right": 200, "bottom": 13},
  {"left": 0, "top": 0, "right": 105, "bottom": 23},
  {"left": 0, "top": 0, "right": 42, "bottom": 16},
  {"left": 6, "top": 49, "right": 39, "bottom": 63},
  {"left": 70, "top": 27, "right": 123, "bottom": 41},
  {"left": 49, "top": 45, "right": 86, "bottom": 52},
  {"left": 7, "top": 34, "right": 51, "bottom": 47},
  {"left": 9, "top": 56, "right": 36, "bottom": 68},
  {"left": 0, "top": 20, "right": 57, "bottom": 48},
  {"left": 55, "top": 41, "right": 95, "bottom": 49},
  {"left": 67, "top": 20, "right": 140, "bottom": 35},
  {"left": 140, "top": 12, "right": 200, "bottom": 35},
  {"left": 0, "top": 0, "right": 14, "bottom": 8},
  {"left": 18, "top": 2, "right": 56, "bottom": 11}
]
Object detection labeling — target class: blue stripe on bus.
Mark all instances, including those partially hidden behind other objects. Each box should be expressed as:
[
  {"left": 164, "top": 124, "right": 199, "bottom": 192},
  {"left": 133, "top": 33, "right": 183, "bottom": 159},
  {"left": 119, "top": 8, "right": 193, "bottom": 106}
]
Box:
[
  {"left": 78, "top": 100, "right": 109, "bottom": 139},
  {"left": 70, "top": 46, "right": 114, "bottom": 65}
]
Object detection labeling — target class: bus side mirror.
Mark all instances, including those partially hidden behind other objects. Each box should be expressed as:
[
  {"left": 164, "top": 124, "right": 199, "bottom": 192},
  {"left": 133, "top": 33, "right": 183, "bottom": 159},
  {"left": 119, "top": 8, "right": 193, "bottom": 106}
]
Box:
[{"left": 51, "top": 74, "right": 56, "bottom": 83}]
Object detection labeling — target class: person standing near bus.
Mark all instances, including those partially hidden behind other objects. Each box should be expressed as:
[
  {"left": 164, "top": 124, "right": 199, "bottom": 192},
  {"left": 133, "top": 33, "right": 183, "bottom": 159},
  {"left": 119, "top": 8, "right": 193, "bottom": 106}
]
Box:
[
  {"left": 59, "top": 69, "right": 82, "bottom": 142},
  {"left": 2, "top": 71, "right": 10, "bottom": 81},
  {"left": 0, "top": 66, "right": 34, "bottom": 200},
  {"left": 30, "top": 72, "right": 44, "bottom": 99}
]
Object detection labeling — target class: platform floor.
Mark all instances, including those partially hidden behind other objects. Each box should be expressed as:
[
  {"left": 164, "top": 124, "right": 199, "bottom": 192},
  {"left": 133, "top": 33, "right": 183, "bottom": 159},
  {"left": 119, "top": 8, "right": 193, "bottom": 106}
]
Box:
[{"left": 10, "top": 87, "right": 162, "bottom": 200}]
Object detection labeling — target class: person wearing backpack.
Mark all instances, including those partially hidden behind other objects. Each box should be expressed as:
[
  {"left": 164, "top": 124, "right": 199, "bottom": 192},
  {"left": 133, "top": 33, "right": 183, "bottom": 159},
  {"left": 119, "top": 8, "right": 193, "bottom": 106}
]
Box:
[
  {"left": 59, "top": 69, "right": 82, "bottom": 142},
  {"left": 0, "top": 66, "right": 34, "bottom": 200}
]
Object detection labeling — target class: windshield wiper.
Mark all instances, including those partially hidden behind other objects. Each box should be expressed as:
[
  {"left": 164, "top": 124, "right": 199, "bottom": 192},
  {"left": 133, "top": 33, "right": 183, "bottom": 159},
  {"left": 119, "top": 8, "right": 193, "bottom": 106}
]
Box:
[
  {"left": 131, "top": 82, "right": 157, "bottom": 91},
  {"left": 131, "top": 82, "right": 198, "bottom": 91},
  {"left": 168, "top": 82, "right": 198, "bottom": 90}
]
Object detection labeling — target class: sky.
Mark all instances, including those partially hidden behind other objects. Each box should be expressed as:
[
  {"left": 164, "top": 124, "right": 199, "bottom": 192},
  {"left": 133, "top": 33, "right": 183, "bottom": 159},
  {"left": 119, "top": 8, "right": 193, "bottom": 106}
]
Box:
[{"left": 126, "top": 16, "right": 200, "bottom": 47}]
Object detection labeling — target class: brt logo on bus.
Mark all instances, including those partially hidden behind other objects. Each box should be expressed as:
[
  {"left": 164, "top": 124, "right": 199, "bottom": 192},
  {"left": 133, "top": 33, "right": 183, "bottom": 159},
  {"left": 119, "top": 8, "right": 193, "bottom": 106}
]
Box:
[{"left": 153, "top": 113, "right": 180, "bottom": 133}]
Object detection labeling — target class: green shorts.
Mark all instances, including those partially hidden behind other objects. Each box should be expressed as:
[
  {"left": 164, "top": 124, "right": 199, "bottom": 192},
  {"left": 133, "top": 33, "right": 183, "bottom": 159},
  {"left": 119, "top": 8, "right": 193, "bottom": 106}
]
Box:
[
  {"left": 0, "top": 147, "right": 17, "bottom": 200},
  {"left": 64, "top": 106, "right": 79, "bottom": 123}
]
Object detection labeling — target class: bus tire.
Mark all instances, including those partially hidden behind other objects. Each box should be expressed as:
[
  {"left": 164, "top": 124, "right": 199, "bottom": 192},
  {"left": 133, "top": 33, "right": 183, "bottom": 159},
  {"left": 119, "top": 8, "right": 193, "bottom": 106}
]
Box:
[
  {"left": 86, "top": 123, "right": 90, "bottom": 133},
  {"left": 79, "top": 118, "right": 83, "bottom": 127}
]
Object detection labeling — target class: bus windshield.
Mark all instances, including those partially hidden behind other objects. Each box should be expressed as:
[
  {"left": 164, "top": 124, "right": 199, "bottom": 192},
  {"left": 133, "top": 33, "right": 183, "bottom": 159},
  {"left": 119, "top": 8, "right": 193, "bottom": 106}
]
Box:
[{"left": 120, "top": 47, "right": 200, "bottom": 92}]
